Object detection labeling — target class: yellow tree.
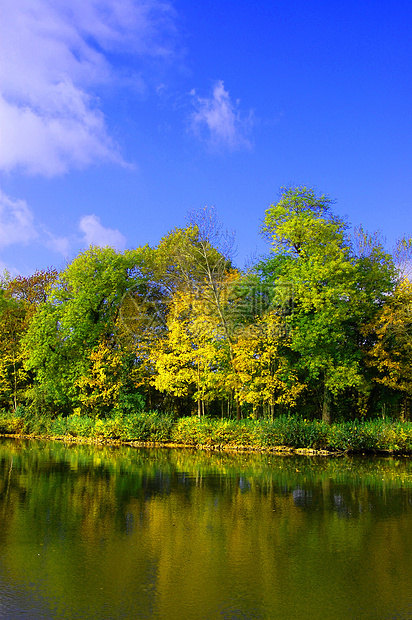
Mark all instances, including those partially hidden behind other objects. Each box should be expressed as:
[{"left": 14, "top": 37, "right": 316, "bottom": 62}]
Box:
[
  {"left": 75, "top": 338, "right": 126, "bottom": 417},
  {"left": 153, "top": 210, "right": 249, "bottom": 419},
  {"left": 365, "top": 278, "right": 412, "bottom": 416},
  {"left": 232, "top": 312, "right": 304, "bottom": 418},
  {"left": 152, "top": 290, "right": 220, "bottom": 417}
]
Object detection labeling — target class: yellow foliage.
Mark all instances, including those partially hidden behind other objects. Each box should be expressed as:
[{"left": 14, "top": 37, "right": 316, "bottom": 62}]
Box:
[
  {"left": 75, "top": 339, "right": 124, "bottom": 415},
  {"left": 365, "top": 279, "right": 412, "bottom": 394},
  {"left": 232, "top": 313, "right": 304, "bottom": 410},
  {"left": 151, "top": 290, "right": 222, "bottom": 404}
]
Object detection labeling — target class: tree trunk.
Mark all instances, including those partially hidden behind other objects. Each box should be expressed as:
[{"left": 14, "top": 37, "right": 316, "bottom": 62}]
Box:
[
  {"left": 270, "top": 400, "right": 276, "bottom": 420},
  {"left": 197, "top": 398, "right": 201, "bottom": 419},
  {"left": 236, "top": 396, "right": 241, "bottom": 421},
  {"left": 403, "top": 397, "right": 410, "bottom": 421},
  {"left": 322, "top": 383, "right": 332, "bottom": 424},
  {"left": 13, "top": 358, "right": 17, "bottom": 412}
]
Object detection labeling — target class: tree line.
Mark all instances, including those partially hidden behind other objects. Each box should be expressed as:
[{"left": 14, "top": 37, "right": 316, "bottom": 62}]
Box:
[{"left": 1, "top": 186, "right": 412, "bottom": 423}]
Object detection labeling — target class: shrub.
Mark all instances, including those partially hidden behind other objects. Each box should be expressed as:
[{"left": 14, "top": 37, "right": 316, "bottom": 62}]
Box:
[
  {"left": 2, "top": 407, "right": 412, "bottom": 454},
  {"left": 119, "top": 411, "right": 175, "bottom": 442}
]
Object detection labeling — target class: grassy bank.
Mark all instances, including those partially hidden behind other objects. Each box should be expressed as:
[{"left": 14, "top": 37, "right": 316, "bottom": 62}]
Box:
[{"left": 1, "top": 409, "right": 412, "bottom": 453}]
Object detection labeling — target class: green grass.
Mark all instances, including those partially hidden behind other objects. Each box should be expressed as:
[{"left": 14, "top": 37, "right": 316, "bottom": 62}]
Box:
[{"left": 1, "top": 408, "right": 412, "bottom": 453}]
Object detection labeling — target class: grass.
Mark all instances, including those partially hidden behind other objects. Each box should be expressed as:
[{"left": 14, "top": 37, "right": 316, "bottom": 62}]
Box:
[{"left": 1, "top": 408, "right": 412, "bottom": 453}]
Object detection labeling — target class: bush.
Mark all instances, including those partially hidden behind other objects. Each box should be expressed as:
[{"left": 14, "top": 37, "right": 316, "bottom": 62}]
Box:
[
  {"left": 0, "top": 408, "right": 25, "bottom": 433},
  {"left": 118, "top": 411, "right": 175, "bottom": 442},
  {"left": 171, "top": 417, "right": 266, "bottom": 447},
  {"left": 2, "top": 407, "right": 412, "bottom": 453},
  {"left": 258, "top": 416, "right": 330, "bottom": 449},
  {"left": 327, "top": 419, "right": 412, "bottom": 452}
]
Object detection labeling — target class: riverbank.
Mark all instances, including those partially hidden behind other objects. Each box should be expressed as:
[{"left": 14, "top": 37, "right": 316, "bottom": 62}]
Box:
[{"left": 1, "top": 410, "right": 412, "bottom": 454}]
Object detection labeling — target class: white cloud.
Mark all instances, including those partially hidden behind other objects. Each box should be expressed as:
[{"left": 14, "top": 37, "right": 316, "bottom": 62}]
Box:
[
  {"left": 0, "top": 189, "right": 71, "bottom": 262},
  {"left": 44, "top": 232, "right": 71, "bottom": 257},
  {"left": 79, "top": 214, "right": 126, "bottom": 250},
  {"left": 0, "top": 93, "right": 122, "bottom": 177},
  {"left": 0, "top": 0, "right": 176, "bottom": 176},
  {"left": 0, "top": 191, "right": 127, "bottom": 268},
  {"left": 0, "top": 189, "right": 38, "bottom": 248},
  {"left": 191, "top": 81, "right": 253, "bottom": 150}
]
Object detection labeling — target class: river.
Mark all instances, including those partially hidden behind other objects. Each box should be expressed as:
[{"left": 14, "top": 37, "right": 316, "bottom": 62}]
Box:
[{"left": 0, "top": 438, "right": 411, "bottom": 619}]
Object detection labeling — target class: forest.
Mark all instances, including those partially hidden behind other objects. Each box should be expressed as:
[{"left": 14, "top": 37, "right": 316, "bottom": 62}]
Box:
[{"left": 1, "top": 186, "right": 412, "bottom": 434}]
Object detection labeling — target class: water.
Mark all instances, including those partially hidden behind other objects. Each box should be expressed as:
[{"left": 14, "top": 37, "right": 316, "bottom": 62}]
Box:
[{"left": 1, "top": 438, "right": 412, "bottom": 619}]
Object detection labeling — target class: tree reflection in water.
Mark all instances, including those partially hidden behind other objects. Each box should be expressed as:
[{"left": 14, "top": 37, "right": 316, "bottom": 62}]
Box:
[{"left": 0, "top": 438, "right": 412, "bottom": 619}]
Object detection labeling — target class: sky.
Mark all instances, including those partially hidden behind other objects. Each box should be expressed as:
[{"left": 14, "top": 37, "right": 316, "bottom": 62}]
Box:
[{"left": 1, "top": 0, "right": 412, "bottom": 275}]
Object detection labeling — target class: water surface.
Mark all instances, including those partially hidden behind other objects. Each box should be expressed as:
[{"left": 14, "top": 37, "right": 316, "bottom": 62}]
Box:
[{"left": 1, "top": 438, "right": 412, "bottom": 619}]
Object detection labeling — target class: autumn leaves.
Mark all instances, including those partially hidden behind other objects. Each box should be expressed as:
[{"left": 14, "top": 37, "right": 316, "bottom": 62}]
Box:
[{"left": 1, "top": 190, "right": 411, "bottom": 421}]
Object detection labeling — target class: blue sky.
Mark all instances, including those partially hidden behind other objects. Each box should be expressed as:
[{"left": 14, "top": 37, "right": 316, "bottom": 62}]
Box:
[{"left": 1, "top": 0, "right": 411, "bottom": 275}]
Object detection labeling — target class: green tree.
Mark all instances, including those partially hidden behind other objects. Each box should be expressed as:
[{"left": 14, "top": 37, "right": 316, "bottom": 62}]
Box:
[
  {"left": 0, "top": 270, "right": 57, "bottom": 411},
  {"left": 24, "top": 247, "right": 146, "bottom": 415},
  {"left": 261, "top": 186, "right": 395, "bottom": 422},
  {"left": 0, "top": 288, "right": 28, "bottom": 410}
]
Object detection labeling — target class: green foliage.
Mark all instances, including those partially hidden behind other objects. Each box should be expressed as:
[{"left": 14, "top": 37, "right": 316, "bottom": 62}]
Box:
[
  {"left": 258, "top": 417, "right": 330, "bottom": 449},
  {"left": 117, "top": 411, "right": 174, "bottom": 441},
  {"left": 23, "top": 246, "right": 147, "bottom": 415},
  {"left": 328, "top": 419, "right": 412, "bottom": 452},
  {"left": 260, "top": 185, "right": 398, "bottom": 422},
  {"left": 170, "top": 417, "right": 260, "bottom": 446},
  {"left": 261, "top": 186, "right": 339, "bottom": 256},
  {"left": 2, "top": 407, "right": 412, "bottom": 453},
  {"left": 115, "top": 391, "right": 146, "bottom": 415},
  {"left": 0, "top": 292, "right": 29, "bottom": 410},
  {"left": 0, "top": 186, "right": 408, "bottom": 425}
]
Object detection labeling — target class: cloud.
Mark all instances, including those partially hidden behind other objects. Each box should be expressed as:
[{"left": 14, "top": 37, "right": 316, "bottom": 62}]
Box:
[
  {"left": 0, "top": 189, "right": 38, "bottom": 248},
  {"left": 0, "top": 191, "right": 127, "bottom": 266},
  {"left": 190, "top": 81, "right": 253, "bottom": 150},
  {"left": 0, "top": 0, "right": 176, "bottom": 176},
  {"left": 0, "top": 189, "right": 71, "bottom": 261},
  {"left": 79, "top": 214, "right": 127, "bottom": 250},
  {"left": 44, "top": 232, "right": 71, "bottom": 257}
]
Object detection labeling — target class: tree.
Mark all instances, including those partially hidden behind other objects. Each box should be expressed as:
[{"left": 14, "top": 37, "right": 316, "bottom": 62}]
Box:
[
  {"left": 149, "top": 210, "right": 249, "bottom": 418},
  {"left": 232, "top": 312, "right": 304, "bottom": 417},
  {"left": 7, "top": 268, "right": 58, "bottom": 306},
  {"left": 262, "top": 187, "right": 366, "bottom": 422},
  {"left": 75, "top": 337, "right": 134, "bottom": 417},
  {"left": 0, "top": 270, "right": 57, "bottom": 411},
  {"left": 152, "top": 290, "right": 221, "bottom": 416},
  {"left": 0, "top": 289, "right": 28, "bottom": 410},
  {"left": 364, "top": 278, "right": 412, "bottom": 418},
  {"left": 261, "top": 186, "right": 339, "bottom": 256},
  {"left": 24, "top": 247, "right": 146, "bottom": 415}
]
